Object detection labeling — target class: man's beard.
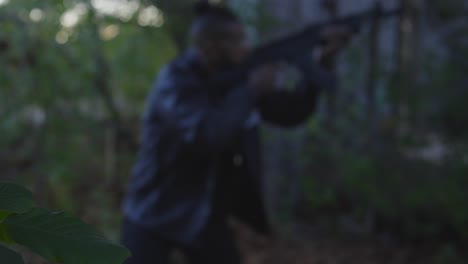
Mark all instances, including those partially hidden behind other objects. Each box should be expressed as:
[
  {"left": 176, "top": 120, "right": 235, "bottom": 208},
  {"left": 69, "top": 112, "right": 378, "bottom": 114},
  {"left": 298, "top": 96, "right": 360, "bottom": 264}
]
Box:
[{"left": 214, "top": 58, "right": 237, "bottom": 72}]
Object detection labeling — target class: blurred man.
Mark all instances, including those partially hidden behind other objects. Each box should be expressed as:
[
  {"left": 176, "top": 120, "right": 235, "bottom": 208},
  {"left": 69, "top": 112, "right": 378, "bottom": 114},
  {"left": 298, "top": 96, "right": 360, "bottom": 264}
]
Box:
[{"left": 121, "top": 2, "right": 350, "bottom": 264}]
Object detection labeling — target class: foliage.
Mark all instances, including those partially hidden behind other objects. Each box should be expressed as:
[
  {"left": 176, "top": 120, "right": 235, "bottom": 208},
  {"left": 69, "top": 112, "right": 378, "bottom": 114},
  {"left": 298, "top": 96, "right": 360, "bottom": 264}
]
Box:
[
  {"left": 0, "top": 181, "right": 130, "bottom": 264},
  {"left": 1, "top": 0, "right": 467, "bottom": 262},
  {"left": 0, "top": 0, "right": 176, "bottom": 226}
]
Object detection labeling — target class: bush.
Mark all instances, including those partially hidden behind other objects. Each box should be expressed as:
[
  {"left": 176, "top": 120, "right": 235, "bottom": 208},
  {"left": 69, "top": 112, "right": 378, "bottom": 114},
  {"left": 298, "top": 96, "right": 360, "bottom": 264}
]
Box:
[{"left": 0, "top": 181, "right": 130, "bottom": 264}]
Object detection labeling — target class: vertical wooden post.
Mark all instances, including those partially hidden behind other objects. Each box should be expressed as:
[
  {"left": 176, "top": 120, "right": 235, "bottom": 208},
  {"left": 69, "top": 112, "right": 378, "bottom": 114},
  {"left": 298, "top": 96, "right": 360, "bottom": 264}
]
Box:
[
  {"left": 393, "top": 0, "right": 418, "bottom": 137},
  {"left": 365, "top": 1, "right": 382, "bottom": 139},
  {"left": 321, "top": 0, "right": 339, "bottom": 127}
]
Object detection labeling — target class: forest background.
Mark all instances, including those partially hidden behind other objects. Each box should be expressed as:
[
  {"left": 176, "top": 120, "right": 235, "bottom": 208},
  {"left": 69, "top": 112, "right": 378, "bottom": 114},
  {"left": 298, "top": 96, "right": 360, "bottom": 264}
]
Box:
[{"left": 1, "top": 0, "right": 467, "bottom": 263}]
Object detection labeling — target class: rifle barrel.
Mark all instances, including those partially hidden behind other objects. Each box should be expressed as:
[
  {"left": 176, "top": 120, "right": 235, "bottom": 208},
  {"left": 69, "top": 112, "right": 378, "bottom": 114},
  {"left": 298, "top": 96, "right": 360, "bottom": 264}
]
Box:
[{"left": 210, "top": 7, "right": 402, "bottom": 92}]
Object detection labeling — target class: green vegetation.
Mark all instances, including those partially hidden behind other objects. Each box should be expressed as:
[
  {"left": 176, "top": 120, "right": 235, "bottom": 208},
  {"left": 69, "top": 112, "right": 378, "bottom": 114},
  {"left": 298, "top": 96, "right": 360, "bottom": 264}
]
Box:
[
  {"left": 1, "top": 0, "right": 467, "bottom": 262},
  {"left": 0, "top": 182, "right": 130, "bottom": 264}
]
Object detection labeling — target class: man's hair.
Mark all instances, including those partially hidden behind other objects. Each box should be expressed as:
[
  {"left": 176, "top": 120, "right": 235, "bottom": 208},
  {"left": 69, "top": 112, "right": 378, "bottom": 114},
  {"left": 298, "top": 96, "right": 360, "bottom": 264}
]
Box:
[
  {"left": 193, "top": 1, "right": 238, "bottom": 21},
  {"left": 190, "top": 1, "right": 240, "bottom": 46}
]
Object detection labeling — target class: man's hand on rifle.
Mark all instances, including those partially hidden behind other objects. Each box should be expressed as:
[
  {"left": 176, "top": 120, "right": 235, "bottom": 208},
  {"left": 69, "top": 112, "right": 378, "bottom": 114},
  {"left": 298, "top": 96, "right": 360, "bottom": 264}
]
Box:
[
  {"left": 316, "top": 25, "right": 353, "bottom": 68},
  {"left": 248, "top": 63, "right": 280, "bottom": 96},
  {"left": 248, "top": 25, "right": 352, "bottom": 95}
]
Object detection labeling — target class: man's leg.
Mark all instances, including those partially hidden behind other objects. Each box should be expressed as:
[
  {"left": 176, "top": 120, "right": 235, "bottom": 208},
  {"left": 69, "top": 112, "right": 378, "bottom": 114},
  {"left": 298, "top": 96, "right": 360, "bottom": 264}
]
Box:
[
  {"left": 121, "top": 219, "right": 172, "bottom": 264},
  {"left": 184, "top": 216, "right": 242, "bottom": 264}
]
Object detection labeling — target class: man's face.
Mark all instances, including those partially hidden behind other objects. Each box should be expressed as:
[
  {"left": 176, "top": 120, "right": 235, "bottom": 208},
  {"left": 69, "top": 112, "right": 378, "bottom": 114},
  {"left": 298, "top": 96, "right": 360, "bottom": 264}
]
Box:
[
  {"left": 202, "top": 21, "right": 250, "bottom": 68},
  {"left": 220, "top": 22, "right": 250, "bottom": 65}
]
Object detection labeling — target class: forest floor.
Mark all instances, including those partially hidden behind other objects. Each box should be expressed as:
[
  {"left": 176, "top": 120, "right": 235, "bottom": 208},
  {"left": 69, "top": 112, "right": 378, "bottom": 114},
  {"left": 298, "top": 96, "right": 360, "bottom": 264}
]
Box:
[
  {"left": 239, "top": 239, "right": 434, "bottom": 264},
  {"left": 20, "top": 231, "right": 445, "bottom": 264},
  {"left": 234, "top": 222, "right": 439, "bottom": 264},
  {"left": 20, "top": 219, "right": 450, "bottom": 264}
]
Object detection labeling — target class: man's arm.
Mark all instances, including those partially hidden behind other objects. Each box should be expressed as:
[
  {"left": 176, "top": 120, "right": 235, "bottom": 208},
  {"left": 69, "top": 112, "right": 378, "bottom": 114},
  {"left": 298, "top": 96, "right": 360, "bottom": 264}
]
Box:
[
  {"left": 256, "top": 25, "right": 350, "bottom": 127},
  {"left": 148, "top": 65, "right": 256, "bottom": 156},
  {"left": 257, "top": 62, "right": 335, "bottom": 127}
]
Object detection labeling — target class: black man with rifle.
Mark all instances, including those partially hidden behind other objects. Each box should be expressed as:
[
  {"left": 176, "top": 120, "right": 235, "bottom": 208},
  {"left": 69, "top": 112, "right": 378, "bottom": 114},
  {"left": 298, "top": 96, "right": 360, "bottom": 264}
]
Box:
[{"left": 121, "top": 2, "right": 357, "bottom": 264}]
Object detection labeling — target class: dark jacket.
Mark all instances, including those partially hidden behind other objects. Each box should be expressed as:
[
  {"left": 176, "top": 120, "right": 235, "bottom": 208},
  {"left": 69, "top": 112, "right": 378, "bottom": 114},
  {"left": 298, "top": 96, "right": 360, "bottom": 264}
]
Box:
[{"left": 123, "top": 50, "right": 335, "bottom": 245}]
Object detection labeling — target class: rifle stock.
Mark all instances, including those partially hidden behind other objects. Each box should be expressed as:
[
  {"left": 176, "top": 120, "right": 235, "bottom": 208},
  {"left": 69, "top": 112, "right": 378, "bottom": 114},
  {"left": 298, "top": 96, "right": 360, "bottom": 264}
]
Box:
[
  {"left": 211, "top": 5, "right": 402, "bottom": 91},
  {"left": 249, "top": 5, "right": 402, "bottom": 66}
]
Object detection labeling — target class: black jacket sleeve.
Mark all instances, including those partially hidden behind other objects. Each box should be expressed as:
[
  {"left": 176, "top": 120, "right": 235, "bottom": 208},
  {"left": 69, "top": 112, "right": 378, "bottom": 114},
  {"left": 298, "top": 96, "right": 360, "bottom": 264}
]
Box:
[
  {"left": 146, "top": 65, "right": 256, "bottom": 156},
  {"left": 257, "top": 61, "right": 336, "bottom": 127}
]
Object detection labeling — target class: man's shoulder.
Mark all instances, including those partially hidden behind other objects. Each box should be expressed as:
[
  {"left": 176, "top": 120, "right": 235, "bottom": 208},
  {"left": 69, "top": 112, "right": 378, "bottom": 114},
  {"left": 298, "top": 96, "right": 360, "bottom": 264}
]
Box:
[
  {"left": 155, "top": 52, "right": 205, "bottom": 96},
  {"left": 163, "top": 51, "right": 200, "bottom": 78}
]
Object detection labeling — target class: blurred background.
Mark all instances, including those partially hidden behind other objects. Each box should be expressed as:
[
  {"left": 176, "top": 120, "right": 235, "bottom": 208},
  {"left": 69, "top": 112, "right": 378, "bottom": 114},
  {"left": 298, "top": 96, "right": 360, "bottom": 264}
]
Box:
[{"left": 1, "top": 0, "right": 467, "bottom": 263}]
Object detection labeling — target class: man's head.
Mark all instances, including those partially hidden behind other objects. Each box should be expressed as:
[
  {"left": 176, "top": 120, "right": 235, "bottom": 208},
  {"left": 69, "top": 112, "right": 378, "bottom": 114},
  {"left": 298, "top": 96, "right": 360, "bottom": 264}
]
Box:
[{"left": 190, "top": 2, "right": 250, "bottom": 70}]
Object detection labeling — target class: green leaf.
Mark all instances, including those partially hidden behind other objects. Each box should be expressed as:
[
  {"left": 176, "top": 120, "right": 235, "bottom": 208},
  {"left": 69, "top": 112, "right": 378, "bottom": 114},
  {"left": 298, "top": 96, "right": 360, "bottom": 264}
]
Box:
[
  {"left": 0, "top": 223, "right": 16, "bottom": 244},
  {"left": 0, "top": 243, "right": 24, "bottom": 264},
  {"left": 4, "top": 208, "right": 130, "bottom": 264},
  {"left": 0, "top": 211, "right": 11, "bottom": 223},
  {"left": 0, "top": 182, "right": 34, "bottom": 220}
]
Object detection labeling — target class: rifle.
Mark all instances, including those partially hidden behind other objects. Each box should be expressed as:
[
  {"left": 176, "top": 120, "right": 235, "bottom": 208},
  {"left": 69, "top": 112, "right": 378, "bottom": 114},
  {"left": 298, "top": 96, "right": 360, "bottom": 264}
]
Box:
[{"left": 211, "top": 4, "right": 401, "bottom": 90}]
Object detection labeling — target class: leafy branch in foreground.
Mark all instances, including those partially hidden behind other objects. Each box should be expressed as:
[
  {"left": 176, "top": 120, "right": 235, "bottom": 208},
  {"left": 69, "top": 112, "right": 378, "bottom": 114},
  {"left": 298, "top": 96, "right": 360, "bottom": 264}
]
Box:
[{"left": 0, "top": 181, "right": 130, "bottom": 264}]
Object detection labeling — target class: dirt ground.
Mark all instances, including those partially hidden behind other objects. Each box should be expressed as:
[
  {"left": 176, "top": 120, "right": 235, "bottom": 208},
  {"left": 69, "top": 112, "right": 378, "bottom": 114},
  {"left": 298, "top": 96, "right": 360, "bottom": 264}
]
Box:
[
  {"left": 19, "top": 222, "right": 447, "bottom": 264},
  {"left": 235, "top": 223, "right": 436, "bottom": 264}
]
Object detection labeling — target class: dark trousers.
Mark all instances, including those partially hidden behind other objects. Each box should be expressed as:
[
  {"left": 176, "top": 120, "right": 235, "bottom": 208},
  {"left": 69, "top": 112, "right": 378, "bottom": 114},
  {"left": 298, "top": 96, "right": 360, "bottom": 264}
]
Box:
[{"left": 121, "top": 218, "right": 241, "bottom": 264}]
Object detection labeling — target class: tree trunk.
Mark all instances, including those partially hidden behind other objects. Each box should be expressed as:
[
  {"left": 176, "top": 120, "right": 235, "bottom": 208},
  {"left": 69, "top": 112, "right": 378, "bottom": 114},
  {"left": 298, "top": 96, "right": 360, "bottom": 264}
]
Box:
[
  {"left": 393, "top": 0, "right": 419, "bottom": 137},
  {"left": 365, "top": 1, "right": 382, "bottom": 146}
]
